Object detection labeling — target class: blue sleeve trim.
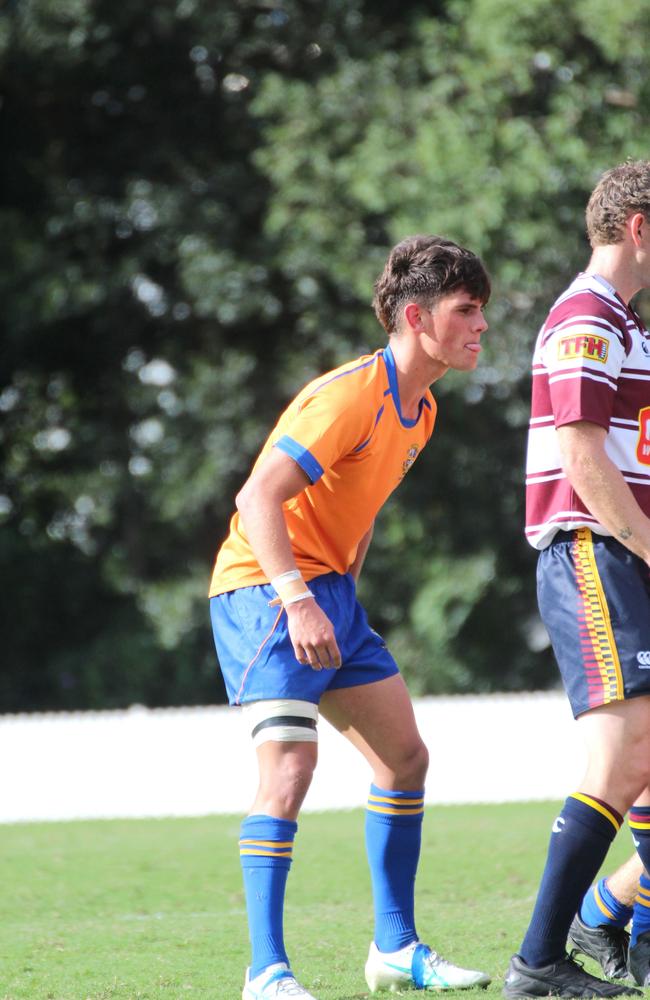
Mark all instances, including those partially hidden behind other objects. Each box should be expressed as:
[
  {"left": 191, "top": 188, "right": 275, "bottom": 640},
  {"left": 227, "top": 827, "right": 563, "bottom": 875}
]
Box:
[{"left": 275, "top": 435, "right": 324, "bottom": 484}]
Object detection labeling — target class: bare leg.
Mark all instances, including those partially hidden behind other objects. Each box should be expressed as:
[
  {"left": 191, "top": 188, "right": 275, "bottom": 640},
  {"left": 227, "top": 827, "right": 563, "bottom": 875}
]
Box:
[
  {"left": 577, "top": 696, "right": 650, "bottom": 815},
  {"left": 320, "top": 673, "right": 428, "bottom": 787},
  {"left": 250, "top": 740, "right": 318, "bottom": 819},
  {"left": 322, "top": 675, "right": 489, "bottom": 991},
  {"left": 607, "top": 855, "right": 645, "bottom": 908}
]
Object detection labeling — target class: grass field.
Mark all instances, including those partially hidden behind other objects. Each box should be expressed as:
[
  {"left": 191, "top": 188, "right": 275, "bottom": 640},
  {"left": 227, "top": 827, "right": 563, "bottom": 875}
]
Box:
[{"left": 0, "top": 803, "right": 634, "bottom": 1000}]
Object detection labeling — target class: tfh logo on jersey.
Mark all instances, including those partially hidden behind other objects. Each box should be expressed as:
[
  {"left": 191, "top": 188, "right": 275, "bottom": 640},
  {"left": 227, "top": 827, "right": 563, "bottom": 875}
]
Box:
[
  {"left": 557, "top": 333, "right": 609, "bottom": 364},
  {"left": 637, "top": 407, "right": 650, "bottom": 466}
]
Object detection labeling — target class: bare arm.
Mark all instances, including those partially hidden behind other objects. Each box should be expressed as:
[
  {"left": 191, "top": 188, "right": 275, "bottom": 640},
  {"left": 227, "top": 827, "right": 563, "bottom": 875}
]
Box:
[
  {"left": 349, "top": 522, "right": 374, "bottom": 582},
  {"left": 557, "top": 421, "right": 650, "bottom": 565},
  {"left": 236, "top": 447, "right": 341, "bottom": 669}
]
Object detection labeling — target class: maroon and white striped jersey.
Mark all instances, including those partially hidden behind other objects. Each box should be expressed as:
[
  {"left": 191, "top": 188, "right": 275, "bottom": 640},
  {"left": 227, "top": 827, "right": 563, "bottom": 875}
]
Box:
[{"left": 525, "top": 272, "right": 650, "bottom": 549}]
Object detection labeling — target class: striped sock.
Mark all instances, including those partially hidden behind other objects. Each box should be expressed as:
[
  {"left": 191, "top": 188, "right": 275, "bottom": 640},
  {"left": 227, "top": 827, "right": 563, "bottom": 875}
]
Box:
[
  {"left": 629, "top": 807, "right": 650, "bottom": 947},
  {"left": 580, "top": 877, "right": 633, "bottom": 929},
  {"left": 239, "top": 814, "right": 297, "bottom": 978},
  {"left": 365, "top": 784, "right": 424, "bottom": 953},
  {"left": 631, "top": 873, "right": 650, "bottom": 947},
  {"left": 520, "top": 793, "right": 622, "bottom": 967}
]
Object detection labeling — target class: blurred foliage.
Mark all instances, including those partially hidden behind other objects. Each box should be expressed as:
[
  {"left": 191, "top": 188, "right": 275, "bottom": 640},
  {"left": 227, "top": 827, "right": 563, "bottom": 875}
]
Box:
[{"left": 1, "top": 0, "right": 649, "bottom": 711}]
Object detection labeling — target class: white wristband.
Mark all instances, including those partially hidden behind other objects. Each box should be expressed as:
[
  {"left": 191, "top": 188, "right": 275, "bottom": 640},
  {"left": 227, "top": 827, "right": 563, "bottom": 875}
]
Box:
[
  {"left": 271, "top": 570, "right": 303, "bottom": 592},
  {"left": 283, "top": 589, "right": 314, "bottom": 606}
]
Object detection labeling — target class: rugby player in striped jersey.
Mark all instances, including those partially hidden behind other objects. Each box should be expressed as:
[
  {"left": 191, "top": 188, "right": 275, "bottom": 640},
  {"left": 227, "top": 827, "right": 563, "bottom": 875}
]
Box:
[{"left": 505, "top": 161, "right": 650, "bottom": 999}]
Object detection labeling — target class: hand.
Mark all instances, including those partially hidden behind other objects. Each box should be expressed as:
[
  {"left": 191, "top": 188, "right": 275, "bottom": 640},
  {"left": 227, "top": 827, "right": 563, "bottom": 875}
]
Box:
[{"left": 285, "top": 598, "right": 342, "bottom": 670}]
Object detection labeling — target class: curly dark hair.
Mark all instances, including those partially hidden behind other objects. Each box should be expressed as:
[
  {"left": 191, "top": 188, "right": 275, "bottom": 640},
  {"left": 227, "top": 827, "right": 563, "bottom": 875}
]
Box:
[
  {"left": 373, "top": 235, "right": 490, "bottom": 334},
  {"left": 586, "top": 160, "right": 650, "bottom": 247}
]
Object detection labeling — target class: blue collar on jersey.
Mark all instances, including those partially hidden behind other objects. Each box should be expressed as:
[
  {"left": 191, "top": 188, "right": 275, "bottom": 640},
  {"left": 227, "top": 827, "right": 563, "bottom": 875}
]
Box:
[{"left": 382, "top": 343, "right": 429, "bottom": 428}]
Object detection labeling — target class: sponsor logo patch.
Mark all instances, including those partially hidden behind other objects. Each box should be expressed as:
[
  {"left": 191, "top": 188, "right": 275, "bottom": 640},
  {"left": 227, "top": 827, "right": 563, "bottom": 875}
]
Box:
[
  {"left": 636, "top": 651, "right": 650, "bottom": 668},
  {"left": 400, "top": 444, "right": 419, "bottom": 479},
  {"left": 637, "top": 407, "right": 650, "bottom": 466},
  {"left": 557, "top": 333, "right": 609, "bottom": 363}
]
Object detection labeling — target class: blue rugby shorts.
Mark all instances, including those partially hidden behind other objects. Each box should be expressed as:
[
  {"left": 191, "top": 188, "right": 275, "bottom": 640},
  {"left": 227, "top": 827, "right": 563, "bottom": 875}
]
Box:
[
  {"left": 537, "top": 527, "right": 650, "bottom": 718},
  {"left": 210, "top": 571, "right": 399, "bottom": 706}
]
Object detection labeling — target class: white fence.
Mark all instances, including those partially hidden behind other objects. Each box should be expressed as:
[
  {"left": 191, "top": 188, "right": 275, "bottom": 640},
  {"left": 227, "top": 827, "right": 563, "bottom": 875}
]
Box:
[{"left": 0, "top": 692, "right": 585, "bottom": 824}]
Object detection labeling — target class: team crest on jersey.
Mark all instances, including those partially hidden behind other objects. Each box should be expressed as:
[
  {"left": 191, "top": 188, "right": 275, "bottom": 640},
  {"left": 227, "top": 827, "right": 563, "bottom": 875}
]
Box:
[
  {"left": 401, "top": 444, "right": 419, "bottom": 479},
  {"left": 637, "top": 407, "right": 650, "bottom": 466},
  {"left": 557, "top": 333, "right": 609, "bottom": 364}
]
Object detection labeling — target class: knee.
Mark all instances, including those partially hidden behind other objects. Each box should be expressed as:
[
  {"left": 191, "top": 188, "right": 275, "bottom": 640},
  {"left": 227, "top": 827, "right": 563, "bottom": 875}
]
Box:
[
  {"left": 411, "top": 738, "right": 430, "bottom": 785},
  {"left": 393, "top": 737, "right": 429, "bottom": 788},
  {"left": 624, "top": 727, "right": 650, "bottom": 779},
  {"left": 591, "top": 740, "right": 650, "bottom": 813},
  {"left": 259, "top": 746, "right": 317, "bottom": 815},
  {"left": 278, "top": 750, "right": 317, "bottom": 807},
  {"left": 623, "top": 752, "right": 650, "bottom": 805}
]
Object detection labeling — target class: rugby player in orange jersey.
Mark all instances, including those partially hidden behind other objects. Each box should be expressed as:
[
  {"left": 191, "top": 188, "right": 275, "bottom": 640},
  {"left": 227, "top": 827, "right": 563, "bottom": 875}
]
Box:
[{"left": 209, "top": 235, "right": 491, "bottom": 1000}]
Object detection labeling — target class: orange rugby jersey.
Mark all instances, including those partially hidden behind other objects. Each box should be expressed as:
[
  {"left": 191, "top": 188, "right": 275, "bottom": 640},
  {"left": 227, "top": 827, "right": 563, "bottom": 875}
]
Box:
[{"left": 209, "top": 345, "right": 436, "bottom": 596}]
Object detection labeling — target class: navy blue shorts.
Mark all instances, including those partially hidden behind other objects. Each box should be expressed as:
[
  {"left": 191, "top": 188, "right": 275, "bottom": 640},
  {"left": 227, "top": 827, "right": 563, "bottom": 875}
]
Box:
[
  {"left": 210, "top": 571, "right": 399, "bottom": 706},
  {"left": 537, "top": 527, "right": 650, "bottom": 718}
]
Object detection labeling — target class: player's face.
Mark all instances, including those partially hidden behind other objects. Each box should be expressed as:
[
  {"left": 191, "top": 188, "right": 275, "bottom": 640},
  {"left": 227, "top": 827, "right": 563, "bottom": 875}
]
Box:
[{"left": 420, "top": 290, "right": 488, "bottom": 371}]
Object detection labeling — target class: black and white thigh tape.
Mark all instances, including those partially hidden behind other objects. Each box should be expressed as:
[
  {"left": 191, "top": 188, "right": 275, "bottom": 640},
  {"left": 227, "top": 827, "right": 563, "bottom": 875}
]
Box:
[{"left": 242, "top": 699, "right": 319, "bottom": 748}]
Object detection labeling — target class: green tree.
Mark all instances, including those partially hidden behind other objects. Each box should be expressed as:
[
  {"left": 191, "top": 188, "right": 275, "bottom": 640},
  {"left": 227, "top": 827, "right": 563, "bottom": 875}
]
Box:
[
  {"left": 1, "top": 0, "right": 649, "bottom": 709},
  {"left": 0, "top": 0, "right": 432, "bottom": 709},
  {"left": 247, "top": 0, "right": 650, "bottom": 690}
]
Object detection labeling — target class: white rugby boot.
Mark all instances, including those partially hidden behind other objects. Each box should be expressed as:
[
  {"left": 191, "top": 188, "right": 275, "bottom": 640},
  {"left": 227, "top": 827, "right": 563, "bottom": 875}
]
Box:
[
  {"left": 242, "top": 962, "right": 319, "bottom": 1000},
  {"left": 364, "top": 940, "right": 491, "bottom": 992}
]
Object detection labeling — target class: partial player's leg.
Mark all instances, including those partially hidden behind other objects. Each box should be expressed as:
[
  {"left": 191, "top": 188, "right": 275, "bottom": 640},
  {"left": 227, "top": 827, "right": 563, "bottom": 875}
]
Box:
[
  {"left": 571, "top": 790, "right": 650, "bottom": 988},
  {"left": 505, "top": 698, "right": 650, "bottom": 1000},
  {"left": 211, "top": 588, "right": 333, "bottom": 1000},
  {"left": 577, "top": 705, "right": 650, "bottom": 987},
  {"left": 240, "top": 702, "right": 320, "bottom": 1000},
  {"left": 569, "top": 853, "right": 641, "bottom": 979},
  {"left": 625, "top": 788, "right": 650, "bottom": 986},
  {"left": 321, "top": 673, "right": 490, "bottom": 993},
  {"left": 504, "top": 532, "right": 650, "bottom": 999}
]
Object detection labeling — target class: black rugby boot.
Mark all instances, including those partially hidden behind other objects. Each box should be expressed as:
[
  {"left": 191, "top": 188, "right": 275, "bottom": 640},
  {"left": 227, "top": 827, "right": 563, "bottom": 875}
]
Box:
[
  {"left": 503, "top": 953, "right": 641, "bottom": 999},
  {"left": 569, "top": 915, "right": 630, "bottom": 979},
  {"left": 628, "top": 931, "right": 650, "bottom": 987}
]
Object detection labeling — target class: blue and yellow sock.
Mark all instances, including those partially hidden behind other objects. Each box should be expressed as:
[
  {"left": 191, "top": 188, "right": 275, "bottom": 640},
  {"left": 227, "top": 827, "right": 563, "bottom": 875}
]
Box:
[
  {"left": 365, "top": 784, "right": 424, "bottom": 953},
  {"left": 580, "top": 877, "right": 633, "bottom": 929},
  {"left": 239, "top": 814, "right": 297, "bottom": 978},
  {"left": 631, "top": 874, "right": 650, "bottom": 947},
  {"left": 520, "top": 793, "right": 622, "bottom": 968},
  {"left": 629, "top": 807, "right": 650, "bottom": 947}
]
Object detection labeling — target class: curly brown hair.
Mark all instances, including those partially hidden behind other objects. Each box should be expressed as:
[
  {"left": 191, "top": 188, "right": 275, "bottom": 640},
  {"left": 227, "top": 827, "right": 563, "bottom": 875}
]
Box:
[
  {"left": 372, "top": 235, "right": 490, "bottom": 334},
  {"left": 586, "top": 160, "right": 650, "bottom": 247}
]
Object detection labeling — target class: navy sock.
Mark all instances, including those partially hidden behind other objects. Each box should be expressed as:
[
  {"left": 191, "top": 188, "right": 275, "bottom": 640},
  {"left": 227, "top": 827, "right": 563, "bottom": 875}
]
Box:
[
  {"left": 580, "top": 877, "right": 633, "bottom": 929},
  {"left": 365, "top": 784, "right": 424, "bottom": 953},
  {"left": 520, "top": 793, "right": 622, "bottom": 967},
  {"left": 239, "top": 814, "right": 297, "bottom": 978},
  {"left": 629, "top": 808, "right": 650, "bottom": 947}
]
